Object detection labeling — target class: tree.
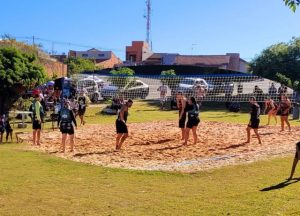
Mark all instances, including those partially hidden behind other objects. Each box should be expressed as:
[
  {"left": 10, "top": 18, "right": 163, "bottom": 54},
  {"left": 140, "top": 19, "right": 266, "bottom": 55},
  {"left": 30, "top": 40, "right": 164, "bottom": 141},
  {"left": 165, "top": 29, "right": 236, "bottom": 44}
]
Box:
[
  {"left": 284, "top": 0, "right": 300, "bottom": 12},
  {"left": 108, "top": 67, "right": 135, "bottom": 88},
  {"left": 66, "top": 57, "right": 97, "bottom": 76},
  {"left": 160, "top": 69, "right": 181, "bottom": 90},
  {"left": 0, "top": 46, "right": 46, "bottom": 114},
  {"left": 250, "top": 37, "right": 300, "bottom": 89}
]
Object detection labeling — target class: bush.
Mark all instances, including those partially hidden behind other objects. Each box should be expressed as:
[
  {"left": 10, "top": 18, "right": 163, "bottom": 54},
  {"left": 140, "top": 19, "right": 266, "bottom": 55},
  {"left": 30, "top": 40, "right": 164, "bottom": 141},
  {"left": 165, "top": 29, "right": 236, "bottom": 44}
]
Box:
[
  {"left": 160, "top": 69, "right": 182, "bottom": 90},
  {"left": 108, "top": 67, "right": 135, "bottom": 88}
]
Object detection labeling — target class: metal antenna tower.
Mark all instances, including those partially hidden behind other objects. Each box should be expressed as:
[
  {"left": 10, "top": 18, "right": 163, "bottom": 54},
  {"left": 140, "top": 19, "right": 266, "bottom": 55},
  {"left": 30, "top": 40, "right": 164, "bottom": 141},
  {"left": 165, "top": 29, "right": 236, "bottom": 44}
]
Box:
[{"left": 145, "top": 0, "right": 151, "bottom": 48}]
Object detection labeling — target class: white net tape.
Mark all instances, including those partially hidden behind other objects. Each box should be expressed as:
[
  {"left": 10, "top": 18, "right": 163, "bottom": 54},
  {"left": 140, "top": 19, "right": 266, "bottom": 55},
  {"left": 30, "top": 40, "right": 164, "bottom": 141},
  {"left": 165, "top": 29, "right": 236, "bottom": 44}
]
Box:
[{"left": 71, "top": 74, "right": 296, "bottom": 103}]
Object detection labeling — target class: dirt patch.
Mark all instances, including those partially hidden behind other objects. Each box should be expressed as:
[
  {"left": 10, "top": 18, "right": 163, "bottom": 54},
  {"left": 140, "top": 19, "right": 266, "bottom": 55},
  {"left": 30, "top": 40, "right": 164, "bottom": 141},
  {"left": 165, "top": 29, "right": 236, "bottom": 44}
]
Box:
[{"left": 19, "top": 121, "right": 300, "bottom": 172}]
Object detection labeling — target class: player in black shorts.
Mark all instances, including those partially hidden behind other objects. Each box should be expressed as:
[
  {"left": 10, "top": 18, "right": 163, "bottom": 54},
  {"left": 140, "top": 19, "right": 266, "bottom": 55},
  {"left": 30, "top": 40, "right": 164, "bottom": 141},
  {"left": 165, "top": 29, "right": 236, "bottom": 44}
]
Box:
[
  {"left": 58, "top": 100, "right": 77, "bottom": 153},
  {"left": 288, "top": 142, "right": 300, "bottom": 180},
  {"left": 183, "top": 97, "right": 200, "bottom": 145},
  {"left": 176, "top": 91, "right": 187, "bottom": 140},
  {"left": 115, "top": 99, "right": 133, "bottom": 150},
  {"left": 245, "top": 96, "right": 262, "bottom": 144},
  {"left": 29, "top": 94, "right": 44, "bottom": 146}
]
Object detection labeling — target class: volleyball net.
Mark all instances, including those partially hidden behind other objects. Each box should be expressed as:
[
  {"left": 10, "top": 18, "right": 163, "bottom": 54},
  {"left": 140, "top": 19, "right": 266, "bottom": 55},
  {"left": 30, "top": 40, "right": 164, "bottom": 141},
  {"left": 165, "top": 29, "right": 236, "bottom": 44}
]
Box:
[{"left": 71, "top": 74, "right": 296, "bottom": 103}]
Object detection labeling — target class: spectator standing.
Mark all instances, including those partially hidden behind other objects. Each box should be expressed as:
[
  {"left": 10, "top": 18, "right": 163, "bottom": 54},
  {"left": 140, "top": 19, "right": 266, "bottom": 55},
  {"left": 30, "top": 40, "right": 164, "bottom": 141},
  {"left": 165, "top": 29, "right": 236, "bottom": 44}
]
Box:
[{"left": 157, "top": 83, "right": 168, "bottom": 110}]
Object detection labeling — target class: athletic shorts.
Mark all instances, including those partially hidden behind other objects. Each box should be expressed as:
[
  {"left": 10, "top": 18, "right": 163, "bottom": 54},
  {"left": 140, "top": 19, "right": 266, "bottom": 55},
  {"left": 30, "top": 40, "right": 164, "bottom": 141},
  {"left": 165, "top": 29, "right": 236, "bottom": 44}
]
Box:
[
  {"left": 248, "top": 119, "right": 260, "bottom": 129},
  {"left": 179, "top": 111, "right": 186, "bottom": 128},
  {"left": 78, "top": 108, "right": 86, "bottom": 116},
  {"left": 295, "top": 142, "right": 300, "bottom": 158},
  {"left": 60, "top": 122, "right": 74, "bottom": 135},
  {"left": 116, "top": 120, "right": 128, "bottom": 134},
  {"left": 266, "top": 108, "right": 276, "bottom": 114},
  {"left": 5, "top": 128, "right": 13, "bottom": 133},
  {"left": 32, "top": 120, "right": 42, "bottom": 130},
  {"left": 281, "top": 113, "right": 289, "bottom": 117},
  {"left": 186, "top": 117, "right": 200, "bottom": 129}
]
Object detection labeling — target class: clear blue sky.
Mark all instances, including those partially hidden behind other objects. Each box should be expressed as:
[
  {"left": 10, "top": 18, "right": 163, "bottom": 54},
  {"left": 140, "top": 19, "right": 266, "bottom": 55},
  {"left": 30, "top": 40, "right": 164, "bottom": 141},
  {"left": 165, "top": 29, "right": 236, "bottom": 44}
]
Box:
[{"left": 0, "top": 0, "right": 300, "bottom": 61}]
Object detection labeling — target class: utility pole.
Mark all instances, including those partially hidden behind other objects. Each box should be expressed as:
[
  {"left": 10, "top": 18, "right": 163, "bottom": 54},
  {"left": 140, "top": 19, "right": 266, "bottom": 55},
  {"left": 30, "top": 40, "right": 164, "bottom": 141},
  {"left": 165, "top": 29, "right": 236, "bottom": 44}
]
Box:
[{"left": 32, "top": 35, "right": 35, "bottom": 46}]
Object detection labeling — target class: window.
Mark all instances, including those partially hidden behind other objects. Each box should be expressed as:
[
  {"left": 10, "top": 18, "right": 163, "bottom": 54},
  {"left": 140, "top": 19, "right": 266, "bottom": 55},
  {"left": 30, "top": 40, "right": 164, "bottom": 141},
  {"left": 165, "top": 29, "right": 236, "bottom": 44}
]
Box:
[
  {"left": 133, "top": 81, "right": 143, "bottom": 87},
  {"left": 181, "top": 79, "right": 194, "bottom": 85},
  {"left": 98, "top": 54, "right": 105, "bottom": 57},
  {"left": 82, "top": 54, "right": 88, "bottom": 57}
]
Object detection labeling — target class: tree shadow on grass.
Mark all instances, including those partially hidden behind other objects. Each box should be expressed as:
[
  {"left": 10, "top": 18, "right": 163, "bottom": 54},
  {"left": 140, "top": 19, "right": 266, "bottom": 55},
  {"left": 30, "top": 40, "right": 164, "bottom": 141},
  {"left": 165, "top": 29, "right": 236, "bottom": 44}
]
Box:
[{"left": 260, "top": 179, "right": 300, "bottom": 191}]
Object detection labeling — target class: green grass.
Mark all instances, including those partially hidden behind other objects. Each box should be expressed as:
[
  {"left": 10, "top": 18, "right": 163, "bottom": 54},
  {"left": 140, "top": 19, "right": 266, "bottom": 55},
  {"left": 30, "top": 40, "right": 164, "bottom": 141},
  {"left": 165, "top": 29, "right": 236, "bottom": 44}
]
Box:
[
  {"left": 82, "top": 101, "right": 300, "bottom": 126},
  {"left": 2, "top": 101, "right": 300, "bottom": 215},
  {"left": 0, "top": 143, "right": 300, "bottom": 215},
  {"left": 12, "top": 100, "right": 299, "bottom": 131}
]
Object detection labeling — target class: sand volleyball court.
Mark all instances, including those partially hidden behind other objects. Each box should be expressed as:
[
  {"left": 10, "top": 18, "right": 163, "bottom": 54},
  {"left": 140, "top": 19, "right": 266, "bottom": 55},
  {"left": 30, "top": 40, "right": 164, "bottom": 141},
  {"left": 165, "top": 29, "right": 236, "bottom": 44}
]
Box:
[{"left": 19, "top": 121, "right": 300, "bottom": 172}]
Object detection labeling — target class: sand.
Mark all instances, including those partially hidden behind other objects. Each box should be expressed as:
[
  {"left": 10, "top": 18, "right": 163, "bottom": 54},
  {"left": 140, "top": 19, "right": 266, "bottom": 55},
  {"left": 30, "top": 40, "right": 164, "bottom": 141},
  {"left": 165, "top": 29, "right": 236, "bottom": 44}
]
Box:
[{"left": 18, "top": 121, "right": 300, "bottom": 172}]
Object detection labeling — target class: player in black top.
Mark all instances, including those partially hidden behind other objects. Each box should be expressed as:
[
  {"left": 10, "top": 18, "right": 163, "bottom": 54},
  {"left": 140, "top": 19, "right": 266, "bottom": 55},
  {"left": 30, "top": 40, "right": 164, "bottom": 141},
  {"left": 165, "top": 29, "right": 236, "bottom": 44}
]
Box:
[
  {"left": 115, "top": 99, "right": 133, "bottom": 150},
  {"left": 176, "top": 92, "right": 187, "bottom": 140},
  {"left": 58, "top": 100, "right": 77, "bottom": 153},
  {"left": 183, "top": 97, "right": 200, "bottom": 145},
  {"left": 245, "top": 96, "right": 262, "bottom": 144}
]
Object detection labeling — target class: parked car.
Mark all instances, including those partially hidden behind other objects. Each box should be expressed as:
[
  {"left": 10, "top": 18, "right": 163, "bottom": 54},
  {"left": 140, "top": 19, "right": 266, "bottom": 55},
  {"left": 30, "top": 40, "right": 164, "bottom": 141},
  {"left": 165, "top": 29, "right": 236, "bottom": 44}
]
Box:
[
  {"left": 207, "top": 81, "right": 234, "bottom": 95},
  {"left": 77, "top": 76, "right": 104, "bottom": 102},
  {"left": 172, "top": 78, "right": 213, "bottom": 97},
  {"left": 101, "top": 79, "right": 149, "bottom": 100}
]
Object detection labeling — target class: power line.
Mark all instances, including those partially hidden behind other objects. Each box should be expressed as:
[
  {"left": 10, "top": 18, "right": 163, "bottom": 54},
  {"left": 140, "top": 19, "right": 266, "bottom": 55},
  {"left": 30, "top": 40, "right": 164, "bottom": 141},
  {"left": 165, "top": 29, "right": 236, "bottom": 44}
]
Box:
[{"left": 13, "top": 35, "right": 125, "bottom": 54}]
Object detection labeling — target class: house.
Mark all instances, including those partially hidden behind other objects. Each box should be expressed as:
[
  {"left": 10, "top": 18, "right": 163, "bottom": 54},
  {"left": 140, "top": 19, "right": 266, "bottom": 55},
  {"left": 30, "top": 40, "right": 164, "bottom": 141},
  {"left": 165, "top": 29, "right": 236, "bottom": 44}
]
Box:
[
  {"left": 125, "top": 41, "right": 153, "bottom": 65},
  {"left": 143, "top": 52, "right": 248, "bottom": 72},
  {"left": 124, "top": 40, "right": 248, "bottom": 72},
  {"left": 68, "top": 48, "right": 122, "bottom": 69}
]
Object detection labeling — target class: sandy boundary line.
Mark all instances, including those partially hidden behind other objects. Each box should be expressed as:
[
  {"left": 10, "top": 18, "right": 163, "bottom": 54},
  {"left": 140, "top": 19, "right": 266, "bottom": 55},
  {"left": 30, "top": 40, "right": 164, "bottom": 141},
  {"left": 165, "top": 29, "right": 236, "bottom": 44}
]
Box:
[{"left": 19, "top": 121, "right": 300, "bottom": 172}]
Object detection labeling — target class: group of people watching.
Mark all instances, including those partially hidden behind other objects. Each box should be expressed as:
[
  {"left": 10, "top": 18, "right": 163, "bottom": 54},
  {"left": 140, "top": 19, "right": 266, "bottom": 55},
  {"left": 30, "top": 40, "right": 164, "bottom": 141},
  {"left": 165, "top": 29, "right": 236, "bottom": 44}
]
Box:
[{"left": 29, "top": 89, "right": 90, "bottom": 153}]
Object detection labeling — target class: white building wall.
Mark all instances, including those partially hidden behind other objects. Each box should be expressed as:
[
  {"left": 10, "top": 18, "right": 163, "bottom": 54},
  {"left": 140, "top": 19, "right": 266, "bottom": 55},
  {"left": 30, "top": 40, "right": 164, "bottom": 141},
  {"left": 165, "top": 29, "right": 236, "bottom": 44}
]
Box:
[
  {"left": 239, "top": 61, "right": 248, "bottom": 73},
  {"left": 76, "top": 50, "right": 111, "bottom": 60}
]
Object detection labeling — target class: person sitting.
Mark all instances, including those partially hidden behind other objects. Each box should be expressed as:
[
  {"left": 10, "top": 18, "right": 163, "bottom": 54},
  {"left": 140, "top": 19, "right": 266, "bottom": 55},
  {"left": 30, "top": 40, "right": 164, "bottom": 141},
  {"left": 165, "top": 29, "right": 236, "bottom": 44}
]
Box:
[{"left": 111, "top": 96, "right": 123, "bottom": 111}]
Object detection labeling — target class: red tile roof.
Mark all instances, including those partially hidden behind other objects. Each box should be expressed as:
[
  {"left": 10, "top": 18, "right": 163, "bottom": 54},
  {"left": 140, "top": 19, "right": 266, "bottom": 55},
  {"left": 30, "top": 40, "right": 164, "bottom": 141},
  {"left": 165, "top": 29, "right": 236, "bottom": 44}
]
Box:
[{"left": 175, "top": 55, "right": 230, "bottom": 66}]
